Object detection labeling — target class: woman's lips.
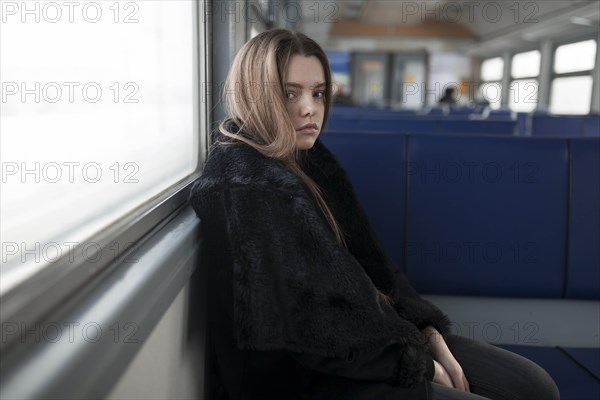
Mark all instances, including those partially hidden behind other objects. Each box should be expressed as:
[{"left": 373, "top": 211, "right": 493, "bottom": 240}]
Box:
[{"left": 296, "top": 123, "right": 319, "bottom": 134}]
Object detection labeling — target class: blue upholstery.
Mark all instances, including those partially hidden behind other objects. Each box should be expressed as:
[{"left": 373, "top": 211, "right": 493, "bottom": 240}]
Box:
[
  {"left": 488, "top": 109, "right": 516, "bottom": 118},
  {"left": 405, "top": 135, "right": 568, "bottom": 297},
  {"left": 322, "top": 130, "right": 599, "bottom": 400},
  {"left": 585, "top": 116, "right": 600, "bottom": 136},
  {"left": 329, "top": 108, "right": 600, "bottom": 137},
  {"left": 323, "top": 132, "right": 597, "bottom": 300},
  {"left": 322, "top": 132, "right": 600, "bottom": 400},
  {"left": 326, "top": 116, "right": 516, "bottom": 135},
  {"left": 359, "top": 117, "right": 439, "bottom": 133},
  {"left": 567, "top": 139, "right": 600, "bottom": 299},
  {"left": 561, "top": 347, "right": 600, "bottom": 379},
  {"left": 532, "top": 114, "right": 600, "bottom": 137},
  {"left": 448, "top": 107, "right": 475, "bottom": 116},
  {"left": 358, "top": 117, "right": 516, "bottom": 135},
  {"left": 517, "top": 112, "right": 529, "bottom": 136},
  {"left": 326, "top": 116, "right": 360, "bottom": 131},
  {"left": 320, "top": 132, "right": 407, "bottom": 266}
]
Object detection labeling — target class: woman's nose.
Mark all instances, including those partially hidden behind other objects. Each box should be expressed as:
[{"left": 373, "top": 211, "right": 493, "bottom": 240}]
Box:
[{"left": 299, "top": 95, "right": 314, "bottom": 116}]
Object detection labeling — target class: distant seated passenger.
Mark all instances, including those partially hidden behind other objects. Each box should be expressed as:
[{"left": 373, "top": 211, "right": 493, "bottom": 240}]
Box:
[{"left": 439, "top": 87, "right": 458, "bottom": 105}]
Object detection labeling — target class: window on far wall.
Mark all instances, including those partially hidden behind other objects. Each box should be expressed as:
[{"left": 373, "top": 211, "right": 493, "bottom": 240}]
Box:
[
  {"left": 480, "top": 57, "right": 503, "bottom": 110},
  {"left": 509, "top": 50, "right": 541, "bottom": 112},
  {"left": 550, "top": 39, "right": 597, "bottom": 115}
]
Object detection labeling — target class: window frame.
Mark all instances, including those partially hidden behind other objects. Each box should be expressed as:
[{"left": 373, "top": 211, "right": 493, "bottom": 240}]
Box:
[{"left": 510, "top": 49, "right": 542, "bottom": 80}]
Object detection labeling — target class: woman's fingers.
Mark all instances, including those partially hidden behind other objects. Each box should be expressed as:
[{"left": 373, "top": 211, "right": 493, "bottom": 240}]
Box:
[
  {"left": 433, "top": 360, "right": 454, "bottom": 388},
  {"left": 448, "top": 363, "right": 467, "bottom": 391},
  {"left": 442, "top": 358, "right": 470, "bottom": 392},
  {"left": 424, "top": 327, "right": 470, "bottom": 392},
  {"left": 463, "top": 374, "right": 470, "bottom": 392}
]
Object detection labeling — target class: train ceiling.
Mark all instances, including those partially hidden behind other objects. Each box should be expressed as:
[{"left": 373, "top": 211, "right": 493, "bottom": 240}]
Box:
[{"left": 296, "top": 0, "right": 600, "bottom": 55}]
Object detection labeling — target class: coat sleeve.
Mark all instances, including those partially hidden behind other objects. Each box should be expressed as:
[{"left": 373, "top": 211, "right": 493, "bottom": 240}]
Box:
[
  {"left": 213, "top": 183, "right": 437, "bottom": 387},
  {"left": 341, "top": 196, "right": 452, "bottom": 336},
  {"left": 292, "top": 343, "right": 435, "bottom": 385}
]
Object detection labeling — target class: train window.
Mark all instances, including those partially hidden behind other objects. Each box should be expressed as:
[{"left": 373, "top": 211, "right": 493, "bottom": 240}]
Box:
[
  {"left": 481, "top": 57, "right": 504, "bottom": 82},
  {"left": 1, "top": 1, "right": 199, "bottom": 293},
  {"left": 480, "top": 57, "right": 504, "bottom": 110},
  {"left": 554, "top": 39, "right": 597, "bottom": 74},
  {"left": 550, "top": 76, "right": 594, "bottom": 115},
  {"left": 550, "top": 39, "right": 597, "bottom": 115},
  {"left": 509, "top": 79, "right": 539, "bottom": 112},
  {"left": 511, "top": 50, "right": 541, "bottom": 79},
  {"left": 509, "top": 50, "right": 541, "bottom": 112}
]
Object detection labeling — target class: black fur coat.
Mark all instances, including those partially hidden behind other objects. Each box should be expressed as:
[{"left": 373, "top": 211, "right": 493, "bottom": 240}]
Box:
[{"left": 190, "top": 127, "right": 451, "bottom": 396}]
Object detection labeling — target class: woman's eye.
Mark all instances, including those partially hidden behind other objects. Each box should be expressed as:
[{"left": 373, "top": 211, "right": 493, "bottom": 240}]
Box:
[
  {"left": 286, "top": 92, "right": 297, "bottom": 100},
  {"left": 314, "top": 91, "right": 325, "bottom": 100}
]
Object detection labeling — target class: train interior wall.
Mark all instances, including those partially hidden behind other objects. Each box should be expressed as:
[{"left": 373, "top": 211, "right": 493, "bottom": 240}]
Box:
[{"left": 106, "top": 284, "right": 204, "bottom": 400}]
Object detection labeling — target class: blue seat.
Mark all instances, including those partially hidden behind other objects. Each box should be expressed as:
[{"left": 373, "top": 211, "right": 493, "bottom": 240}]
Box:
[
  {"left": 566, "top": 139, "right": 600, "bottom": 299},
  {"left": 358, "top": 117, "right": 440, "bottom": 134},
  {"left": 487, "top": 109, "right": 516, "bottom": 119},
  {"left": 326, "top": 116, "right": 360, "bottom": 131},
  {"left": 516, "top": 112, "right": 529, "bottom": 136},
  {"left": 320, "top": 132, "right": 407, "bottom": 266},
  {"left": 323, "top": 132, "right": 598, "bottom": 300},
  {"left": 585, "top": 115, "right": 600, "bottom": 136},
  {"left": 532, "top": 114, "right": 584, "bottom": 136},
  {"left": 532, "top": 114, "right": 600, "bottom": 137},
  {"left": 404, "top": 135, "right": 568, "bottom": 297},
  {"left": 449, "top": 107, "right": 476, "bottom": 116},
  {"left": 321, "top": 131, "right": 599, "bottom": 400},
  {"left": 327, "top": 116, "right": 516, "bottom": 135},
  {"left": 439, "top": 119, "right": 515, "bottom": 135}
]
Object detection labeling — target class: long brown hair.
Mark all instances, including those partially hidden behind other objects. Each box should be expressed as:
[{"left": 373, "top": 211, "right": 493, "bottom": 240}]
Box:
[{"left": 218, "top": 29, "right": 345, "bottom": 246}]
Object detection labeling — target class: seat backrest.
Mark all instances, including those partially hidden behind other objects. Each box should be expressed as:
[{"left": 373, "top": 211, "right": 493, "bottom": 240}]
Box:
[
  {"left": 322, "top": 132, "right": 599, "bottom": 299},
  {"left": 405, "top": 135, "right": 568, "bottom": 297},
  {"left": 566, "top": 139, "right": 600, "bottom": 299}
]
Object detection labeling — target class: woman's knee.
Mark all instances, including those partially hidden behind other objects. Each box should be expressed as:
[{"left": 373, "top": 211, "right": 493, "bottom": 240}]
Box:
[
  {"left": 445, "top": 336, "right": 560, "bottom": 400},
  {"left": 514, "top": 359, "right": 560, "bottom": 400}
]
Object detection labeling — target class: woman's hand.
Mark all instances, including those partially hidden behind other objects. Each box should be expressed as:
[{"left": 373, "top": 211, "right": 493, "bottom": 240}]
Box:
[
  {"left": 433, "top": 360, "right": 454, "bottom": 388},
  {"left": 424, "top": 326, "right": 470, "bottom": 392}
]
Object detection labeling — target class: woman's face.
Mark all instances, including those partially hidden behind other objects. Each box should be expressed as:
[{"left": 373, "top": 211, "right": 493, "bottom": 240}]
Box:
[{"left": 284, "top": 55, "right": 326, "bottom": 150}]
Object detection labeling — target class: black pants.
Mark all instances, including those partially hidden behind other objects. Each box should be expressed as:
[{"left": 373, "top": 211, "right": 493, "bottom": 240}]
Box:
[
  {"left": 428, "top": 335, "right": 559, "bottom": 400},
  {"left": 306, "top": 335, "right": 560, "bottom": 400}
]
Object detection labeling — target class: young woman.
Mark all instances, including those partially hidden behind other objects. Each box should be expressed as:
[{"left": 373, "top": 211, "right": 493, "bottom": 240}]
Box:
[{"left": 189, "top": 29, "right": 559, "bottom": 400}]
